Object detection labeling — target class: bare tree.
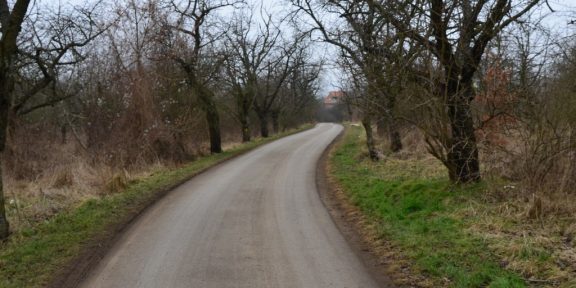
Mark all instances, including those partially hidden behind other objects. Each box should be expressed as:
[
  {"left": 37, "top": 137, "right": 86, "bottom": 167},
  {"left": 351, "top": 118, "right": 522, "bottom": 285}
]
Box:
[
  {"left": 367, "top": 0, "right": 543, "bottom": 183},
  {"left": 161, "top": 0, "right": 243, "bottom": 153},
  {"left": 0, "top": 0, "right": 30, "bottom": 240},
  {"left": 223, "top": 10, "right": 281, "bottom": 142},
  {"left": 252, "top": 33, "right": 305, "bottom": 138},
  {"left": 337, "top": 52, "right": 381, "bottom": 160},
  {"left": 291, "top": 0, "right": 417, "bottom": 154},
  {"left": 80, "top": 0, "right": 191, "bottom": 164},
  {"left": 272, "top": 49, "right": 321, "bottom": 131},
  {"left": 0, "top": 0, "right": 105, "bottom": 239}
]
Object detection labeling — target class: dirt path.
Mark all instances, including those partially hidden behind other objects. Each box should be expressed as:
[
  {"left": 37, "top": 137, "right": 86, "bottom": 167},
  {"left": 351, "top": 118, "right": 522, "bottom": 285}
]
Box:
[{"left": 80, "top": 123, "right": 385, "bottom": 288}]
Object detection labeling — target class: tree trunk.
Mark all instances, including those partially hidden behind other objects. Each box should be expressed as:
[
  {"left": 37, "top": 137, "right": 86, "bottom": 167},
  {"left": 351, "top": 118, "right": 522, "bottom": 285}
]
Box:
[
  {"left": 240, "top": 120, "right": 251, "bottom": 143},
  {"left": 0, "top": 76, "right": 10, "bottom": 239},
  {"left": 0, "top": 157, "right": 7, "bottom": 239},
  {"left": 271, "top": 111, "right": 279, "bottom": 134},
  {"left": 362, "top": 115, "right": 379, "bottom": 161},
  {"left": 385, "top": 91, "right": 402, "bottom": 152},
  {"left": 239, "top": 110, "right": 251, "bottom": 143},
  {"left": 376, "top": 118, "right": 386, "bottom": 137},
  {"left": 445, "top": 80, "right": 481, "bottom": 183},
  {"left": 368, "top": 69, "right": 403, "bottom": 153},
  {"left": 377, "top": 115, "right": 402, "bottom": 153},
  {"left": 0, "top": 0, "right": 33, "bottom": 240},
  {"left": 238, "top": 92, "right": 251, "bottom": 142},
  {"left": 205, "top": 107, "right": 222, "bottom": 154},
  {"left": 198, "top": 88, "right": 222, "bottom": 154},
  {"left": 258, "top": 112, "right": 269, "bottom": 138},
  {"left": 388, "top": 117, "right": 402, "bottom": 152}
]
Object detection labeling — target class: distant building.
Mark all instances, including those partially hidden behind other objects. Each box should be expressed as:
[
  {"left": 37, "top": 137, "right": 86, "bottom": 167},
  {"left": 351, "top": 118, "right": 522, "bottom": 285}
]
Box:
[{"left": 323, "top": 91, "right": 344, "bottom": 108}]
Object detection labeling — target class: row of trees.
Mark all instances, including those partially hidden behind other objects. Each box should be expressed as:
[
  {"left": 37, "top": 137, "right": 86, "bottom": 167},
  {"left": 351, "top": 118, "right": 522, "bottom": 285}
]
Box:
[
  {"left": 291, "top": 0, "right": 556, "bottom": 184},
  {"left": 0, "top": 0, "right": 320, "bottom": 239},
  {"left": 3, "top": 0, "right": 572, "bottom": 241}
]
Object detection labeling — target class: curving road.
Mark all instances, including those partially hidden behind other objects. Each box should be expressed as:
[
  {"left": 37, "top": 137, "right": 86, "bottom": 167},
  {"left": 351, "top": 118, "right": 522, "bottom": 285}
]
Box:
[{"left": 80, "top": 123, "right": 381, "bottom": 288}]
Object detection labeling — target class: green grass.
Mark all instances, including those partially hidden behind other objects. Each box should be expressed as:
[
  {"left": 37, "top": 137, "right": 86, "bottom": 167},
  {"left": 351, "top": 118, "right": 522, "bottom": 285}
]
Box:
[
  {"left": 330, "top": 125, "right": 526, "bottom": 288},
  {"left": 0, "top": 124, "right": 312, "bottom": 288}
]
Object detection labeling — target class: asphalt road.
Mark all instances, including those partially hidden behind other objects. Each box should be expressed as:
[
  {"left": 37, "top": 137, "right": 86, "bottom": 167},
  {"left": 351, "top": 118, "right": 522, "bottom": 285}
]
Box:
[{"left": 80, "top": 123, "right": 381, "bottom": 288}]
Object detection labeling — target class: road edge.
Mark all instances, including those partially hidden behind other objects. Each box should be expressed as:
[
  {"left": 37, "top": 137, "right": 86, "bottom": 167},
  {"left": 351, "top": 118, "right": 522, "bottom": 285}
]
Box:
[
  {"left": 315, "top": 124, "right": 396, "bottom": 288},
  {"left": 49, "top": 125, "right": 315, "bottom": 288}
]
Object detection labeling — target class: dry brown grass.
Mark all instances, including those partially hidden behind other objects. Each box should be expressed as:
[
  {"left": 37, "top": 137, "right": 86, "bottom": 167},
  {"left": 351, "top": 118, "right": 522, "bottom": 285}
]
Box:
[
  {"left": 2, "top": 115, "right": 290, "bottom": 234},
  {"left": 2, "top": 120, "right": 210, "bottom": 233},
  {"left": 374, "top": 124, "right": 576, "bottom": 286},
  {"left": 3, "top": 155, "right": 168, "bottom": 231},
  {"left": 1, "top": 104, "right": 263, "bottom": 232},
  {"left": 456, "top": 157, "right": 576, "bottom": 286},
  {"left": 455, "top": 192, "right": 576, "bottom": 287},
  {"left": 448, "top": 111, "right": 576, "bottom": 286}
]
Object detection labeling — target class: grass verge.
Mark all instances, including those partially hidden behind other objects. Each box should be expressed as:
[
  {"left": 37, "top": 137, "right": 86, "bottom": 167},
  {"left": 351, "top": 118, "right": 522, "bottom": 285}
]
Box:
[
  {"left": 0, "top": 124, "right": 312, "bottom": 288},
  {"left": 329, "top": 124, "right": 527, "bottom": 287}
]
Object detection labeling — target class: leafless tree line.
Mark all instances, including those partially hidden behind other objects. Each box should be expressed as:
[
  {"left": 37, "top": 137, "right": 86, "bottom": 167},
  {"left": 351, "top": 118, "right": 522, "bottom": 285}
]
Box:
[
  {"left": 0, "top": 0, "right": 321, "bottom": 239},
  {"left": 1, "top": 0, "right": 574, "bottom": 241},
  {"left": 290, "top": 0, "right": 575, "bottom": 187}
]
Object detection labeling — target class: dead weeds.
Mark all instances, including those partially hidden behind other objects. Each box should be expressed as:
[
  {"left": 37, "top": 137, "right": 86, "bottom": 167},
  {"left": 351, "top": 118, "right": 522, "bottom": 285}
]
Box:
[
  {"left": 344, "top": 124, "right": 576, "bottom": 287},
  {"left": 452, "top": 179, "right": 576, "bottom": 287}
]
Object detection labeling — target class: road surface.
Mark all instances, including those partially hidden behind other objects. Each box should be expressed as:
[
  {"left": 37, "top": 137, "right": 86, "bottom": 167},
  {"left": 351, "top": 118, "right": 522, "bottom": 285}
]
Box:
[{"left": 81, "top": 123, "right": 381, "bottom": 288}]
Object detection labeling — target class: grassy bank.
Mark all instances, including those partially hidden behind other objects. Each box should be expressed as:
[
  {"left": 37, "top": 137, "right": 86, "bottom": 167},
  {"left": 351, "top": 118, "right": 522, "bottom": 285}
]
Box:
[
  {"left": 329, "top": 124, "right": 527, "bottom": 287},
  {"left": 0, "top": 124, "right": 312, "bottom": 288}
]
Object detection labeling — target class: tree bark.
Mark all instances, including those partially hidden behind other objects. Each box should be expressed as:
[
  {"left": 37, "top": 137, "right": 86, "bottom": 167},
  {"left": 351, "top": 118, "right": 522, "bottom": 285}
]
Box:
[
  {"left": 240, "top": 118, "right": 250, "bottom": 143},
  {"left": 0, "top": 74, "right": 10, "bottom": 239},
  {"left": 0, "top": 158, "right": 7, "bottom": 239},
  {"left": 189, "top": 73, "right": 222, "bottom": 154},
  {"left": 271, "top": 110, "right": 279, "bottom": 134},
  {"left": 0, "top": 0, "right": 34, "bottom": 240},
  {"left": 238, "top": 95, "right": 251, "bottom": 142},
  {"left": 0, "top": 0, "right": 45, "bottom": 239},
  {"left": 206, "top": 109, "right": 222, "bottom": 154},
  {"left": 445, "top": 80, "right": 481, "bottom": 183},
  {"left": 385, "top": 92, "right": 402, "bottom": 152},
  {"left": 369, "top": 67, "right": 403, "bottom": 153},
  {"left": 362, "top": 115, "right": 379, "bottom": 161},
  {"left": 388, "top": 119, "right": 402, "bottom": 152},
  {"left": 258, "top": 111, "right": 269, "bottom": 138},
  {"left": 204, "top": 104, "right": 222, "bottom": 154},
  {"left": 0, "top": 120, "right": 8, "bottom": 239},
  {"left": 376, "top": 118, "right": 386, "bottom": 137},
  {"left": 0, "top": 67, "right": 15, "bottom": 240},
  {"left": 197, "top": 88, "right": 222, "bottom": 154},
  {"left": 376, "top": 116, "right": 402, "bottom": 153}
]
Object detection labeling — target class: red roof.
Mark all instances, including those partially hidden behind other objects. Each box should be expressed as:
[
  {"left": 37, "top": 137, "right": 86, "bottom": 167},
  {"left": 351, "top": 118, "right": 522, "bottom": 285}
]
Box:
[{"left": 323, "top": 91, "right": 344, "bottom": 105}]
